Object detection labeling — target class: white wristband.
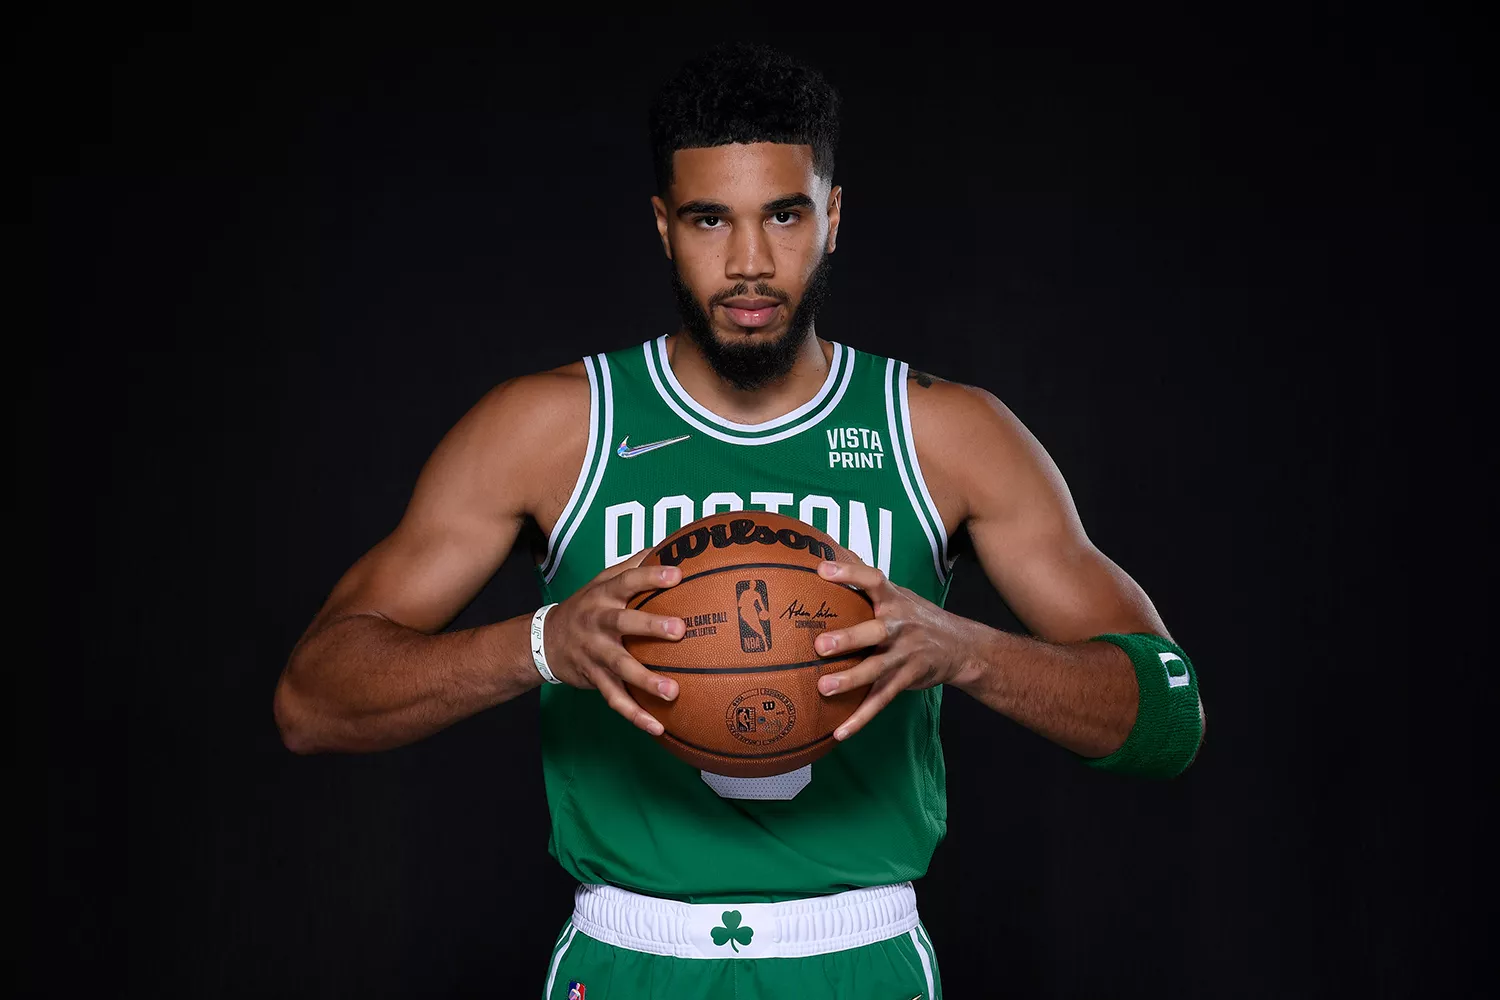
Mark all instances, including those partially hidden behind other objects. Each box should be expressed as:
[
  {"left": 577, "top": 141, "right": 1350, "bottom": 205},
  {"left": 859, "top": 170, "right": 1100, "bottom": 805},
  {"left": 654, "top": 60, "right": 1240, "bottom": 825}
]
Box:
[{"left": 530, "top": 603, "right": 562, "bottom": 684}]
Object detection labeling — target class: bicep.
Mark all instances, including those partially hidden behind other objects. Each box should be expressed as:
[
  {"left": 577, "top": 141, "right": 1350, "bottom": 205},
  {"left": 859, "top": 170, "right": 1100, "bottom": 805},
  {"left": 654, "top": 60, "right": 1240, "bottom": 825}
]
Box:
[
  {"left": 307, "top": 387, "right": 534, "bottom": 637},
  {"left": 317, "top": 510, "right": 523, "bottom": 637},
  {"left": 942, "top": 390, "right": 1166, "bottom": 643},
  {"left": 970, "top": 517, "right": 1164, "bottom": 643}
]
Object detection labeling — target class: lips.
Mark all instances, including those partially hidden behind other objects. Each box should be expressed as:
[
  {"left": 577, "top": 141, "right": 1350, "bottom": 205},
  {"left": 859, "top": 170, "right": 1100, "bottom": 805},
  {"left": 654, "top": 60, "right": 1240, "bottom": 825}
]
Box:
[{"left": 719, "top": 298, "right": 782, "bottom": 329}]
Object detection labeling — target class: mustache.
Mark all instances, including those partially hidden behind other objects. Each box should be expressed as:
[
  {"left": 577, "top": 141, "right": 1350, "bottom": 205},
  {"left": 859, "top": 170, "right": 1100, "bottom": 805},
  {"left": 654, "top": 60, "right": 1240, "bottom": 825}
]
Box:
[{"left": 706, "top": 283, "right": 791, "bottom": 309}]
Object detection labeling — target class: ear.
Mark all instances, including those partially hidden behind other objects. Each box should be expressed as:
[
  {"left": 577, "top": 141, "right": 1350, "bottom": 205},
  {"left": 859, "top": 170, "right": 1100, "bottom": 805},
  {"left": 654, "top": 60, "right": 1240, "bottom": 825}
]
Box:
[
  {"left": 825, "top": 185, "right": 842, "bottom": 254},
  {"left": 650, "top": 196, "right": 673, "bottom": 260}
]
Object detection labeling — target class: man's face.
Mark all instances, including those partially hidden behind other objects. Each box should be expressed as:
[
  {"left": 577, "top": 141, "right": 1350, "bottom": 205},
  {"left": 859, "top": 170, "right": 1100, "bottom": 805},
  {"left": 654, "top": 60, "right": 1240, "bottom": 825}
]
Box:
[{"left": 652, "top": 143, "right": 841, "bottom": 388}]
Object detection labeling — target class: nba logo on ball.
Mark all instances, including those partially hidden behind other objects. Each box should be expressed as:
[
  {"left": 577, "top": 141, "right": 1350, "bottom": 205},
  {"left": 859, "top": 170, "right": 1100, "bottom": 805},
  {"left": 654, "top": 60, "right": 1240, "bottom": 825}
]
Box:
[
  {"left": 567, "top": 983, "right": 586, "bottom": 1000},
  {"left": 736, "top": 579, "right": 773, "bottom": 653}
]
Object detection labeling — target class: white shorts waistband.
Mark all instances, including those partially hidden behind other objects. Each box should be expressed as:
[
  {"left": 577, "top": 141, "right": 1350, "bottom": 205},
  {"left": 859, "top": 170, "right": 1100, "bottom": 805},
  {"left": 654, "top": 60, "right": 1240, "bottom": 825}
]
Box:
[{"left": 569, "top": 881, "right": 919, "bottom": 960}]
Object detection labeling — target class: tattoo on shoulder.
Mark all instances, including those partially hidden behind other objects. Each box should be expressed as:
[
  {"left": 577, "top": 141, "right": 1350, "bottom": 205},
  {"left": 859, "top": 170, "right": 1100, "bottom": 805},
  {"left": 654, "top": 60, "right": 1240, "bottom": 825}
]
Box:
[{"left": 908, "top": 369, "right": 938, "bottom": 388}]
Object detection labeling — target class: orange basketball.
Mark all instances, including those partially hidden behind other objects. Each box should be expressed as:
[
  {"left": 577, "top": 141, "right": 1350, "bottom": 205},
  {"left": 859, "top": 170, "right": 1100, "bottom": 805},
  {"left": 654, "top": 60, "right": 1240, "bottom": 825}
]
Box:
[{"left": 624, "top": 511, "right": 874, "bottom": 778}]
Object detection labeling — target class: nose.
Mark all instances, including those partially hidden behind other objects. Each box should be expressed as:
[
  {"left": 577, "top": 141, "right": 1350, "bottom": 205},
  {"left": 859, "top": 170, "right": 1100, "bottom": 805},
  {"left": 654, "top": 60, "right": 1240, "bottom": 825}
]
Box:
[{"left": 725, "top": 221, "right": 774, "bottom": 282}]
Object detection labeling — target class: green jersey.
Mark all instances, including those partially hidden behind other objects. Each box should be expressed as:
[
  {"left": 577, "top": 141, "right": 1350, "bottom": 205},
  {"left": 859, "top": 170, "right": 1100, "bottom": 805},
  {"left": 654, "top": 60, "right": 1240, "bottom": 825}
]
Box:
[{"left": 536, "top": 336, "right": 955, "bottom": 902}]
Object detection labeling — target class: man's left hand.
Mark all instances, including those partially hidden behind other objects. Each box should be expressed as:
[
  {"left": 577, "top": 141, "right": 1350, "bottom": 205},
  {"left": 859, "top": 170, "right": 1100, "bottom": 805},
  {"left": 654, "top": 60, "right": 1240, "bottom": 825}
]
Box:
[{"left": 812, "top": 559, "right": 981, "bottom": 740}]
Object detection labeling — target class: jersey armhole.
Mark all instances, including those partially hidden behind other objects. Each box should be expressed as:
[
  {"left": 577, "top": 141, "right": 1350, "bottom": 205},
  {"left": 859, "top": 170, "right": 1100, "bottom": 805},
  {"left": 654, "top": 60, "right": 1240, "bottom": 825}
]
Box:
[
  {"left": 538, "top": 354, "right": 615, "bottom": 582},
  {"left": 884, "top": 358, "right": 954, "bottom": 582}
]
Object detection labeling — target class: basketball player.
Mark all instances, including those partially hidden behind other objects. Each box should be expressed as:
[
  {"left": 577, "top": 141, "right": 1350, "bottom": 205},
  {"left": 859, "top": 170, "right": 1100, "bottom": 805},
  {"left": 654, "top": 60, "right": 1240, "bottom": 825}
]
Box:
[{"left": 274, "top": 43, "right": 1205, "bottom": 998}]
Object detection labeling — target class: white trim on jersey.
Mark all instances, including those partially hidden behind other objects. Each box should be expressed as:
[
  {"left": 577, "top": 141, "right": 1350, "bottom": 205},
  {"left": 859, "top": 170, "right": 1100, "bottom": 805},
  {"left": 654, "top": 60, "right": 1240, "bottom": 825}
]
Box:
[
  {"left": 643, "top": 337, "right": 857, "bottom": 445},
  {"left": 654, "top": 334, "right": 845, "bottom": 431},
  {"left": 543, "top": 354, "right": 614, "bottom": 584},
  {"left": 898, "top": 362, "right": 954, "bottom": 574},
  {"left": 538, "top": 357, "right": 600, "bottom": 579},
  {"left": 885, "top": 358, "right": 948, "bottom": 582}
]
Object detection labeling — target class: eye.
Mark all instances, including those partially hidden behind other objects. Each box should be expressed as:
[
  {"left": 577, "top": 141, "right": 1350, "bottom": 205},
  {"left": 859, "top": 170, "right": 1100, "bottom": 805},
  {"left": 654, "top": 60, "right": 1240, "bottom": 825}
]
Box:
[
  {"left": 695, "top": 216, "right": 723, "bottom": 229},
  {"left": 769, "top": 211, "right": 799, "bottom": 226}
]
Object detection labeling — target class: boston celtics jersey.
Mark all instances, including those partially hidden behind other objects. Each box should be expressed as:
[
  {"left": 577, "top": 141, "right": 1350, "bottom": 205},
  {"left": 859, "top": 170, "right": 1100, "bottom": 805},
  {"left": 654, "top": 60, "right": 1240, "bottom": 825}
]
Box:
[{"left": 535, "top": 335, "right": 955, "bottom": 902}]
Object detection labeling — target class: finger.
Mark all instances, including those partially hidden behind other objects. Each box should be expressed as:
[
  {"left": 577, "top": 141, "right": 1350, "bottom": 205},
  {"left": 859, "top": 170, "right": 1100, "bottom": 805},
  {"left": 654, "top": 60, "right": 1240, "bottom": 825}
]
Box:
[
  {"left": 592, "top": 666, "right": 666, "bottom": 734},
  {"left": 818, "top": 650, "right": 904, "bottom": 696},
  {"left": 593, "top": 549, "right": 651, "bottom": 583},
  {"left": 602, "top": 646, "right": 680, "bottom": 701},
  {"left": 832, "top": 668, "right": 912, "bottom": 741},
  {"left": 601, "top": 607, "right": 685, "bottom": 641},
  {"left": 606, "top": 563, "right": 682, "bottom": 603},
  {"left": 590, "top": 547, "right": 660, "bottom": 587},
  {"left": 817, "top": 559, "right": 893, "bottom": 597},
  {"left": 813, "top": 617, "right": 892, "bottom": 658}
]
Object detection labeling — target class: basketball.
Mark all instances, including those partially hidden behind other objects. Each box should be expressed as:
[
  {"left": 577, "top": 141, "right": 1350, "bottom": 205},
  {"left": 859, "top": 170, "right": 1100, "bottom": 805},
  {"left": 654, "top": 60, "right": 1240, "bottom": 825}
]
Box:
[{"left": 624, "top": 511, "right": 876, "bottom": 778}]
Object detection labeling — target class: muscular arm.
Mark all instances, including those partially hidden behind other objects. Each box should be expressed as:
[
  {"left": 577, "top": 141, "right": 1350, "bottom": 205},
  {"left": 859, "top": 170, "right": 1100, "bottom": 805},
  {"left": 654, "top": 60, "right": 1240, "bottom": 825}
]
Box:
[
  {"left": 910, "top": 374, "right": 1184, "bottom": 758},
  {"left": 273, "top": 370, "right": 589, "bottom": 753}
]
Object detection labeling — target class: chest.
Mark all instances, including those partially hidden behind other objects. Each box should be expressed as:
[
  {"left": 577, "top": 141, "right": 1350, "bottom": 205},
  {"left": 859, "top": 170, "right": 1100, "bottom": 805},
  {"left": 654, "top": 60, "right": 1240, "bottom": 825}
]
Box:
[
  {"left": 536, "top": 345, "right": 952, "bottom": 606},
  {"left": 598, "top": 425, "right": 902, "bottom": 551}
]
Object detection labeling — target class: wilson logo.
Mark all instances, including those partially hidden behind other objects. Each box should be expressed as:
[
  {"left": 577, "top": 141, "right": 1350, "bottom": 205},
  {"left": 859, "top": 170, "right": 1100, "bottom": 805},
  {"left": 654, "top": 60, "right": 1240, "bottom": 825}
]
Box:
[
  {"left": 657, "top": 517, "right": 836, "bottom": 568},
  {"left": 601, "top": 493, "right": 895, "bottom": 574}
]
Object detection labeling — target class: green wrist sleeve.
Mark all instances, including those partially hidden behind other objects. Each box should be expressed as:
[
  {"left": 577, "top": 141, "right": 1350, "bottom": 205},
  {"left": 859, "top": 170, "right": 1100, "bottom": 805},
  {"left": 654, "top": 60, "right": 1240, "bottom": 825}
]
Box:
[{"left": 1084, "top": 633, "right": 1204, "bottom": 779}]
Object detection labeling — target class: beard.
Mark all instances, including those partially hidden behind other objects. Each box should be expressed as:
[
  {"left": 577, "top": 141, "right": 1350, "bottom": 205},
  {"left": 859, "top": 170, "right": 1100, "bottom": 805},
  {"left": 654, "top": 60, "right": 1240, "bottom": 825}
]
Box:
[{"left": 670, "top": 252, "right": 834, "bottom": 391}]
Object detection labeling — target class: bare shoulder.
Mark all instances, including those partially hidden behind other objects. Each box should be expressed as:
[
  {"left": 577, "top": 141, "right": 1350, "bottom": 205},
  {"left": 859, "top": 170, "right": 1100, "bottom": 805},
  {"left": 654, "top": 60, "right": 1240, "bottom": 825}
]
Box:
[
  {"left": 418, "top": 360, "right": 595, "bottom": 523},
  {"left": 468, "top": 359, "right": 592, "bottom": 434},
  {"left": 904, "top": 368, "right": 1022, "bottom": 437},
  {"left": 903, "top": 368, "right": 1057, "bottom": 528}
]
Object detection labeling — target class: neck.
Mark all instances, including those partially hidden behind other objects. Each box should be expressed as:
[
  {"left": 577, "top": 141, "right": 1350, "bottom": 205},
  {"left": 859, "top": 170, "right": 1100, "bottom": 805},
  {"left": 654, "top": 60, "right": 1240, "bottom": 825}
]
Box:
[{"left": 666, "top": 329, "right": 833, "bottom": 425}]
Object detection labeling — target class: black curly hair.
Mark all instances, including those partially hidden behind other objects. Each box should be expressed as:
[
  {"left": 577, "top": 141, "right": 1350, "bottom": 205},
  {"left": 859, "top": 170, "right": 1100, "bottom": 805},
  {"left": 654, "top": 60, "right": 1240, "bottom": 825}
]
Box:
[{"left": 649, "top": 43, "right": 841, "bottom": 194}]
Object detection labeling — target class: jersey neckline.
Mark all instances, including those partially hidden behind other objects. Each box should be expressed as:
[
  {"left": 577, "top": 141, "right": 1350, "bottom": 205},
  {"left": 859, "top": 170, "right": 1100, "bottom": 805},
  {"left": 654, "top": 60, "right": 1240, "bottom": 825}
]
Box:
[{"left": 643, "top": 335, "right": 856, "bottom": 445}]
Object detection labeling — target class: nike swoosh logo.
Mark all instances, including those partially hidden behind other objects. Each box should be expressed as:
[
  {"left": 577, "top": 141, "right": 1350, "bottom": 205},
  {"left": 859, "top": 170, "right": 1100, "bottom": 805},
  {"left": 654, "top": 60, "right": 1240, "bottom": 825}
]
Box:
[{"left": 617, "top": 434, "right": 690, "bottom": 458}]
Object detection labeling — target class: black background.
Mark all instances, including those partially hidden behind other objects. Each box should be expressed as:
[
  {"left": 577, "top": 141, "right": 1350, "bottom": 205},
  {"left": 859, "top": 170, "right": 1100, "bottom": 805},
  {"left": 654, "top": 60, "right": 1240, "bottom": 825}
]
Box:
[{"left": 30, "top": 10, "right": 1488, "bottom": 998}]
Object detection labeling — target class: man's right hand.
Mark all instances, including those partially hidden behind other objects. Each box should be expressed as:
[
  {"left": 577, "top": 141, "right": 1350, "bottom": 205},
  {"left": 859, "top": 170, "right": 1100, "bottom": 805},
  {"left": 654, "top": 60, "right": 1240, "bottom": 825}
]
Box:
[{"left": 542, "top": 556, "right": 685, "bottom": 734}]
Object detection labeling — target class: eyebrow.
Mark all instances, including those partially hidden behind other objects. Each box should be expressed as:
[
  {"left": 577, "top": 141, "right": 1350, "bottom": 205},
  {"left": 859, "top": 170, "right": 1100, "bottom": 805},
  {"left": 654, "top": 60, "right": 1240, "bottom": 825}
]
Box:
[
  {"left": 762, "top": 193, "right": 815, "bottom": 213},
  {"left": 675, "top": 193, "right": 816, "bottom": 219},
  {"left": 676, "top": 200, "right": 730, "bottom": 219}
]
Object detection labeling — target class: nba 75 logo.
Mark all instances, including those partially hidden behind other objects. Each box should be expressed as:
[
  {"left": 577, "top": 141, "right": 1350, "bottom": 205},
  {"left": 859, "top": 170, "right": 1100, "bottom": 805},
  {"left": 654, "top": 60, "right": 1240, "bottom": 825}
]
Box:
[{"left": 735, "top": 579, "right": 773, "bottom": 653}]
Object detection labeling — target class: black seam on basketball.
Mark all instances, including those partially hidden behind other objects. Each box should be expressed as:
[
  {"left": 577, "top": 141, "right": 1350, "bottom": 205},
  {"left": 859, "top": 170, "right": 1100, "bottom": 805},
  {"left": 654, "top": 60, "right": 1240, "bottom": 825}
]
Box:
[
  {"left": 631, "top": 562, "right": 875, "bottom": 611},
  {"left": 661, "top": 729, "right": 837, "bottom": 760},
  {"left": 642, "top": 653, "right": 864, "bottom": 675}
]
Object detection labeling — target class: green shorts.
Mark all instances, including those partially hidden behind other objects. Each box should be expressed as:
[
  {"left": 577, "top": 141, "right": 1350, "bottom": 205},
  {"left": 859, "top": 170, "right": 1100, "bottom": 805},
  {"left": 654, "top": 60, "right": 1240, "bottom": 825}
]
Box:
[{"left": 541, "top": 882, "right": 942, "bottom": 999}]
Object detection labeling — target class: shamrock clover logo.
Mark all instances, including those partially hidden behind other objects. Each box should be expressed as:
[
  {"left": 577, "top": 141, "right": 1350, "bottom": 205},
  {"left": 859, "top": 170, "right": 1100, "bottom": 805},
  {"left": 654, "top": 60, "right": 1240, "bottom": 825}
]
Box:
[{"left": 710, "top": 910, "right": 754, "bottom": 953}]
